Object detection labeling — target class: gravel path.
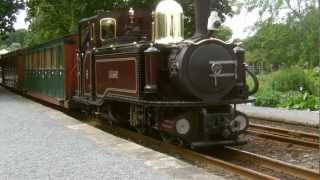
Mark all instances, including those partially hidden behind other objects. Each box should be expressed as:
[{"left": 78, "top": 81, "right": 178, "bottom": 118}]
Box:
[{"left": 0, "top": 87, "right": 223, "bottom": 180}]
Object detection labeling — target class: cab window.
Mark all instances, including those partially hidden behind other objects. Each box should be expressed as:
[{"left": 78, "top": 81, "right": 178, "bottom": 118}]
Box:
[{"left": 100, "top": 18, "right": 116, "bottom": 41}]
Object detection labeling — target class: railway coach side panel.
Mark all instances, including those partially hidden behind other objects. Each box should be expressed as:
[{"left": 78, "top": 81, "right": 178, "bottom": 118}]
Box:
[
  {"left": 17, "top": 50, "right": 25, "bottom": 90},
  {"left": 1, "top": 50, "right": 25, "bottom": 90},
  {"left": 64, "top": 35, "right": 78, "bottom": 106},
  {"left": 23, "top": 35, "right": 78, "bottom": 107}
]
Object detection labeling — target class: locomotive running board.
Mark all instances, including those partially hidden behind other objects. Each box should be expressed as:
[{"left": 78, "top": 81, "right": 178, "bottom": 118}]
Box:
[{"left": 72, "top": 95, "right": 255, "bottom": 108}]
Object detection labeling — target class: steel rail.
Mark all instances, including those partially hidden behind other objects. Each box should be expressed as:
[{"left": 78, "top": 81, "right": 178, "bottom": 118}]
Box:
[
  {"left": 250, "top": 123, "right": 319, "bottom": 141},
  {"left": 96, "top": 123, "right": 276, "bottom": 180},
  {"left": 216, "top": 147, "right": 320, "bottom": 180},
  {"left": 247, "top": 123, "right": 319, "bottom": 148},
  {"left": 101, "top": 123, "right": 320, "bottom": 180},
  {"left": 3, "top": 84, "right": 317, "bottom": 179},
  {"left": 84, "top": 117, "right": 319, "bottom": 180}
]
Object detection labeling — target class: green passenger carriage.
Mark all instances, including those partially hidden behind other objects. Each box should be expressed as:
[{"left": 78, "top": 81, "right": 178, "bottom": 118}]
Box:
[{"left": 0, "top": 35, "right": 78, "bottom": 107}]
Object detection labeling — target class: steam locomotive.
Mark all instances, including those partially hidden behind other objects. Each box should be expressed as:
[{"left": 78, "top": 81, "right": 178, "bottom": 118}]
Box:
[{"left": 0, "top": 0, "right": 258, "bottom": 149}]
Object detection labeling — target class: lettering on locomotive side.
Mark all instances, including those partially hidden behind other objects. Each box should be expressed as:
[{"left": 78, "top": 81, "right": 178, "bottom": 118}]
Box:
[{"left": 108, "top": 70, "right": 119, "bottom": 79}]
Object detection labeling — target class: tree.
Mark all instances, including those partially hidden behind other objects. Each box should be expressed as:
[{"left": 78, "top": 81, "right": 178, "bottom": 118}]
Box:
[
  {"left": 241, "top": 0, "right": 317, "bottom": 22},
  {"left": 26, "top": 0, "right": 234, "bottom": 45},
  {"left": 0, "top": 0, "right": 24, "bottom": 36},
  {"left": 179, "top": 0, "right": 234, "bottom": 37},
  {"left": 244, "top": 8, "right": 319, "bottom": 68},
  {"left": 0, "top": 29, "right": 28, "bottom": 50},
  {"left": 214, "top": 26, "right": 232, "bottom": 41}
]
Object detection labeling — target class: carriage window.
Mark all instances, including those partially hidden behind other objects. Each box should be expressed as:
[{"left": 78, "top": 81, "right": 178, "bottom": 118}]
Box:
[{"left": 100, "top": 18, "right": 116, "bottom": 41}]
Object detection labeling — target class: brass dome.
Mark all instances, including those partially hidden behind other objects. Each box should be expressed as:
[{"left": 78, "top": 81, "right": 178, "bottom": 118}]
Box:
[{"left": 154, "top": 0, "right": 184, "bottom": 44}]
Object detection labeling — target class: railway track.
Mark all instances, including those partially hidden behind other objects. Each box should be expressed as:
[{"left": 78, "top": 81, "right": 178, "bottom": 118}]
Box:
[
  {"left": 84, "top": 117, "right": 319, "bottom": 180},
  {"left": 247, "top": 123, "right": 320, "bottom": 148},
  {"left": 4, "top": 84, "right": 318, "bottom": 179},
  {"left": 210, "top": 147, "right": 319, "bottom": 180}
]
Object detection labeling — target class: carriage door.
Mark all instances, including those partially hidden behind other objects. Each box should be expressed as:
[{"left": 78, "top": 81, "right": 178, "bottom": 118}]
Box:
[{"left": 80, "top": 22, "right": 96, "bottom": 96}]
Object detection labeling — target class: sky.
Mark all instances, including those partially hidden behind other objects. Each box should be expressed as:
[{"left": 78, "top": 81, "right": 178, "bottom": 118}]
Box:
[
  {"left": 13, "top": 10, "right": 29, "bottom": 30},
  {"left": 13, "top": 8, "right": 259, "bottom": 40},
  {"left": 224, "top": 9, "right": 259, "bottom": 39}
]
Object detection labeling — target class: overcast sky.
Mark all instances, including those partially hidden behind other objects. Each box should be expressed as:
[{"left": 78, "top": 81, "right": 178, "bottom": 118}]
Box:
[{"left": 13, "top": 8, "right": 259, "bottom": 40}]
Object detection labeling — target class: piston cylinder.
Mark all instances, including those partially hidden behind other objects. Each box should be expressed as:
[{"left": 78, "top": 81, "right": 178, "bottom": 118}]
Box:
[{"left": 144, "top": 45, "right": 160, "bottom": 93}]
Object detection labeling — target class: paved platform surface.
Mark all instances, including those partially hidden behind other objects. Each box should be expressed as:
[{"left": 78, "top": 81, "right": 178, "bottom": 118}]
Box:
[
  {"left": 0, "top": 86, "right": 224, "bottom": 180},
  {"left": 238, "top": 104, "right": 319, "bottom": 127}
]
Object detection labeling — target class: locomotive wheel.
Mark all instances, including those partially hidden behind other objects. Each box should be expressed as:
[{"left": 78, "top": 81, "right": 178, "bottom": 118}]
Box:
[
  {"left": 101, "top": 103, "right": 130, "bottom": 125},
  {"left": 135, "top": 126, "right": 147, "bottom": 134},
  {"left": 159, "top": 132, "right": 186, "bottom": 147}
]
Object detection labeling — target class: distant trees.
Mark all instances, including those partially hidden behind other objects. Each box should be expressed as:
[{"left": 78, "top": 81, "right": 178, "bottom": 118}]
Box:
[
  {"left": 241, "top": 0, "right": 317, "bottom": 21},
  {"left": 0, "top": 0, "right": 24, "bottom": 36},
  {"left": 214, "top": 26, "right": 232, "bottom": 41},
  {"left": 242, "top": 0, "right": 319, "bottom": 68},
  {"left": 26, "top": 0, "right": 234, "bottom": 45},
  {"left": 0, "top": 29, "right": 27, "bottom": 50}
]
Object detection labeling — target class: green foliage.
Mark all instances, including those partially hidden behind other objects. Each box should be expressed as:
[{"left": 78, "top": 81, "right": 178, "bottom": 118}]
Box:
[
  {"left": 244, "top": 8, "right": 320, "bottom": 68},
  {"left": 255, "top": 88, "right": 282, "bottom": 107},
  {"left": 214, "top": 26, "right": 232, "bottom": 41},
  {"left": 266, "top": 67, "right": 311, "bottom": 93},
  {"left": 240, "top": 0, "right": 317, "bottom": 21},
  {"left": 278, "top": 91, "right": 319, "bottom": 110},
  {"left": 26, "top": 0, "right": 234, "bottom": 45},
  {"left": 0, "top": 0, "right": 24, "bottom": 35},
  {"left": 0, "top": 29, "right": 27, "bottom": 48},
  {"left": 255, "top": 89, "right": 319, "bottom": 111},
  {"left": 180, "top": 0, "right": 234, "bottom": 37},
  {"left": 252, "top": 68, "right": 320, "bottom": 110},
  {"left": 304, "top": 68, "right": 320, "bottom": 96},
  {"left": 0, "top": 29, "right": 28, "bottom": 52}
]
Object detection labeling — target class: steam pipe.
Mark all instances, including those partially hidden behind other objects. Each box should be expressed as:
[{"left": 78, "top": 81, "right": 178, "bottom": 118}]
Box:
[{"left": 193, "top": 0, "right": 212, "bottom": 38}]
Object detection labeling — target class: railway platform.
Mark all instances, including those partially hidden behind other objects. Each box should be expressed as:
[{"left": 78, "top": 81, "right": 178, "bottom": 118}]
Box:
[
  {"left": 0, "top": 86, "right": 224, "bottom": 180},
  {"left": 238, "top": 104, "right": 319, "bottom": 127}
]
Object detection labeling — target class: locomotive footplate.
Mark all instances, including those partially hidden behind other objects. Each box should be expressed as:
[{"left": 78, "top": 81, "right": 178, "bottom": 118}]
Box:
[{"left": 72, "top": 95, "right": 255, "bottom": 108}]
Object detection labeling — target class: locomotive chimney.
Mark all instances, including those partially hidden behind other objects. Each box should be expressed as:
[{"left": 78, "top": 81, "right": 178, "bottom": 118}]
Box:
[{"left": 193, "top": 0, "right": 212, "bottom": 38}]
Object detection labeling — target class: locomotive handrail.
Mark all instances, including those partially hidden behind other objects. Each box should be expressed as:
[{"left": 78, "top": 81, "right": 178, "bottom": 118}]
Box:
[{"left": 183, "top": 37, "right": 230, "bottom": 46}]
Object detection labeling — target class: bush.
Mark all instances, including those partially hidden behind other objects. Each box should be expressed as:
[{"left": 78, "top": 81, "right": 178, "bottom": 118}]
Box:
[
  {"left": 304, "top": 68, "right": 320, "bottom": 96},
  {"left": 266, "top": 67, "right": 311, "bottom": 93},
  {"left": 250, "top": 67, "right": 320, "bottom": 110},
  {"left": 278, "top": 91, "right": 319, "bottom": 110},
  {"left": 255, "top": 89, "right": 319, "bottom": 110},
  {"left": 255, "top": 88, "right": 282, "bottom": 107}
]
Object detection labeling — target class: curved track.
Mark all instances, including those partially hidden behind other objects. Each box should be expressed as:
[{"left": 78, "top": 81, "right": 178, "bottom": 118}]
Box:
[
  {"left": 210, "top": 147, "right": 319, "bottom": 180},
  {"left": 247, "top": 123, "right": 319, "bottom": 148},
  {"left": 85, "top": 117, "right": 319, "bottom": 180}
]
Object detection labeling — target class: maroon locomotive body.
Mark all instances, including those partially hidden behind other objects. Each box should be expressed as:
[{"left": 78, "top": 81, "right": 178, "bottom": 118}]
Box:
[
  {"left": 72, "top": 0, "right": 258, "bottom": 148},
  {"left": 0, "top": 0, "right": 258, "bottom": 149}
]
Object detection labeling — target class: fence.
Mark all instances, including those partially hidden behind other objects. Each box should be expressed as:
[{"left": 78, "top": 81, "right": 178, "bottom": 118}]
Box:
[{"left": 247, "top": 64, "right": 265, "bottom": 75}]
